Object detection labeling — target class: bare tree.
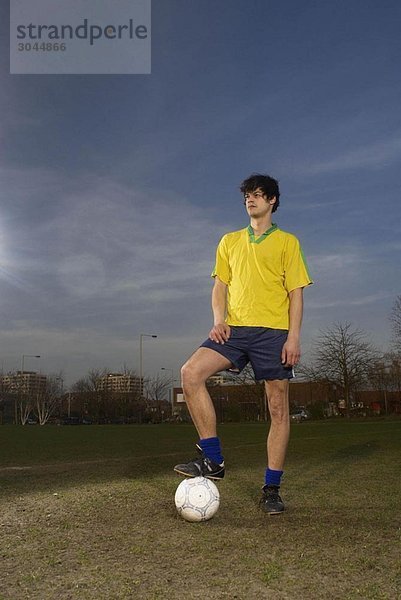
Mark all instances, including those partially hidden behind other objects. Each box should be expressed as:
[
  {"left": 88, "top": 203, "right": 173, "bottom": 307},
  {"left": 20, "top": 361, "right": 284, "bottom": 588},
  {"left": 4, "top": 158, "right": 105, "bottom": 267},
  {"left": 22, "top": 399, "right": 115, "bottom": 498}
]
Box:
[
  {"left": 384, "top": 351, "right": 401, "bottom": 401},
  {"left": 390, "top": 295, "right": 401, "bottom": 351},
  {"left": 0, "top": 375, "right": 13, "bottom": 424},
  {"left": 19, "top": 397, "right": 33, "bottom": 425},
  {"left": 71, "top": 368, "right": 109, "bottom": 423},
  {"left": 34, "top": 373, "right": 63, "bottom": 425},
  {"left": 310, "top": 322, "right": 377, "bottom": 416},
  {"left": 142, "top": 374, "right": 171, "bottom": 423},
  {"left": 72, "top": 368, "right": 108, "bottom": 394},
  {"left": 71, "top": 367, "right": 147, "bottom": 423},
  {"left": 388, "top": 352, "right": 401, "bottom": 388},
  {"left": 0, "top": 371, "right": 33, "bottom": 424},
  {"left": 367, "top": 351, "right": 401, "bottom": 415},
  {"left": 367, "top": 357, "right": 391, "bottom": 415},
  {"left": 16, "top": 374, "right": 32, "bottom": 425},
  {"left": 144, "top": 373, "right": 170, "bottom": 402}
]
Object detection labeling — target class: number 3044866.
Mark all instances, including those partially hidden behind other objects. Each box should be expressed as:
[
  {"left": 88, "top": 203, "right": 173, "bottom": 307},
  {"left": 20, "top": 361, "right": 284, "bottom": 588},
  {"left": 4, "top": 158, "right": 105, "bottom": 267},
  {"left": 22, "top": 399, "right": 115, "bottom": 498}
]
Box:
[{"left": 18, "top": 42, "right": 66, "bottom": 51}]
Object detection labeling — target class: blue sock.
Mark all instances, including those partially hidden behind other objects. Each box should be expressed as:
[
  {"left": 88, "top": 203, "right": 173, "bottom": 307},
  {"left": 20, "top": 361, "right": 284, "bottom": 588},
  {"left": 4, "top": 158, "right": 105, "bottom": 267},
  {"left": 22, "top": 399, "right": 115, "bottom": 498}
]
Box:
[
  {"left": 199, "top": 437, "right": 224, "bottom": 465},
  {"left": 265, "top": 468, "right": 283, "bottom": 487}
]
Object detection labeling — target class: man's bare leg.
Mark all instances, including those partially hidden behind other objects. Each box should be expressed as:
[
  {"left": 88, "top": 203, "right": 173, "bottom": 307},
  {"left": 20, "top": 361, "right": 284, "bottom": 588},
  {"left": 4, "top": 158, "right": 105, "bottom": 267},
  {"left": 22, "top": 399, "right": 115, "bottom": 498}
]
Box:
[
  {"left": 265, "top": 379, "right": 290, "bottom": 470},
  {"left": 181, "top": 347, "right": 232, "bottom": 439},
  {"left": 259, "top": 379, "right": 290, "bottom": 514}
]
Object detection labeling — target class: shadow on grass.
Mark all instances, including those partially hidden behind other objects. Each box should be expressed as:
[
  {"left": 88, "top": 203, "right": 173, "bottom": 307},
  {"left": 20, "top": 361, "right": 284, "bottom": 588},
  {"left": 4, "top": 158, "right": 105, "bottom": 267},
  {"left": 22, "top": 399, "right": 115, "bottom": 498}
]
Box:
[
  {"left": 1, "top": 421, "right": 399, "bottom": 500},
  {"left": 0, "top": 453, "right": 187, "bottom": 499},
  {"left": 331, "top": 440, "right": 380, "bottom": 461}
]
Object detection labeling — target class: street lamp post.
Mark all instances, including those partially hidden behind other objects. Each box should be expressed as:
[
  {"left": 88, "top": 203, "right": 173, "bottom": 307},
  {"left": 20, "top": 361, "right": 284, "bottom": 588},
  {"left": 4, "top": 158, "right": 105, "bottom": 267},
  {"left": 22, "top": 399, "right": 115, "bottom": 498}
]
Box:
[
  {"left": 17, "top": 354, "right": 41, "bottom": 425},
  {"left": 161, "top": 367, "right": 174, "bottom": 404},
  {"left": 139, "top": 334, "right": 157, "bottom": 397},
  {"left": 55, "top": 375, "right": 64, "bottom": 419},
  {"left": 383, "top": 364, "right": 391, "bottom": 416}
]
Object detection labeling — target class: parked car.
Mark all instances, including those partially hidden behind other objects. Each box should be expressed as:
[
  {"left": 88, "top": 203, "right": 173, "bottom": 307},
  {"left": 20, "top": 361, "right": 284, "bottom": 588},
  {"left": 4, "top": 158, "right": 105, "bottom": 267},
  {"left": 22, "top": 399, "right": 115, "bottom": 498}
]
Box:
[{"left": 290, "top": 408, "right": 310, "bottom": 422}]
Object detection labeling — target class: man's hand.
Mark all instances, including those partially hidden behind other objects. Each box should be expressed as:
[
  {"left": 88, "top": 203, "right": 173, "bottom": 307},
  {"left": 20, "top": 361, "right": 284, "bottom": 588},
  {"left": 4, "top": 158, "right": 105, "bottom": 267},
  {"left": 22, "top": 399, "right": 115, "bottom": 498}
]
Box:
[
  {"left": 281, "top": 337, "right": 301, "bottom": 367},
  {"left": 209, "top": 323, "right": 231, "bottom": 344}
]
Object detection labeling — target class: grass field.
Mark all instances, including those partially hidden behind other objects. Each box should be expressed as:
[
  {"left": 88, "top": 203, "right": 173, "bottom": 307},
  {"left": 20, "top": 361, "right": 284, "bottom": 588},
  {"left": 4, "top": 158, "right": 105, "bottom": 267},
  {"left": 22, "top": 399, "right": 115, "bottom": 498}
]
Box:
[{"left": 1, "top": 420, "right": 401, "bottom": 600}]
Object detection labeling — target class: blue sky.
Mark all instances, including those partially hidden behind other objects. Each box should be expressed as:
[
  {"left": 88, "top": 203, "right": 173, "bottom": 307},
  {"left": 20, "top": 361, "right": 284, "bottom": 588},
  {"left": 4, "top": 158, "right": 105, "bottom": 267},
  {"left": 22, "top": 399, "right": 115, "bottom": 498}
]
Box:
[{"left": 1, "top": 0, "right": 400, "bottom": 385}]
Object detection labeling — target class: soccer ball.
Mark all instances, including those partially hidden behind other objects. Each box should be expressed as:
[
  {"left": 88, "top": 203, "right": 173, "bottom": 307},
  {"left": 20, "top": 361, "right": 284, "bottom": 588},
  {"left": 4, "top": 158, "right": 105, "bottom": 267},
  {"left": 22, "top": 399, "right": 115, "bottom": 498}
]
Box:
[{"left": 174, "top": 476, "right": 220, "bottom": 522}]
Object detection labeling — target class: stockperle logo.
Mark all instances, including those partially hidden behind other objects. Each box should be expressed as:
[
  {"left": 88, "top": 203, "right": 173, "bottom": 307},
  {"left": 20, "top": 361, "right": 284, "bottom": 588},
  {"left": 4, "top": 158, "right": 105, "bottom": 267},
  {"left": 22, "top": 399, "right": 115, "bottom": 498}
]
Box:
[{"left": 10, "top": 0, "right": 151, "bottom": 75}]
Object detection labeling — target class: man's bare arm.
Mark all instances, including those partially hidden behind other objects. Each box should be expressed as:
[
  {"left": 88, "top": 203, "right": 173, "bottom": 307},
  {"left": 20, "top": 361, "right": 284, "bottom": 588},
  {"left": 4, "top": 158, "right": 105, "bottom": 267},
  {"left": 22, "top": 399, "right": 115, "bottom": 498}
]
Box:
[
  {"left": 209, "top": 276, "right": 231, "bottom": 344},
  {"left": 281, "top": 287, "right": 304, "bottom": 366}
]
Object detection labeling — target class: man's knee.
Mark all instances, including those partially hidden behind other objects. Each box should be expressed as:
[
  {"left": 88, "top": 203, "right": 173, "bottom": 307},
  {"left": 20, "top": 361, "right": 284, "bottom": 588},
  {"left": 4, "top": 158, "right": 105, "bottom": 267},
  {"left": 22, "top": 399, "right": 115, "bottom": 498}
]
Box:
[
  {"left": 181, "top": 360, "right": 205, "bottom": 390},
  {"left": 266, "top": 382, "right": 289, "bottom": 424},
  {"left": 269, "top": 401, "right": 289, "bottom": 424}
]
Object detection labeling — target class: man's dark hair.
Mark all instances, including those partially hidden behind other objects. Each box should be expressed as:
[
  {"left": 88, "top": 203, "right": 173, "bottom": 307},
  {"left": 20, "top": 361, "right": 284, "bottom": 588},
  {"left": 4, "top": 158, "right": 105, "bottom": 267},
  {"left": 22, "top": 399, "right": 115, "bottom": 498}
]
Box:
[{"left": 240, "top": 173, "right": 280, "bottom": 213}]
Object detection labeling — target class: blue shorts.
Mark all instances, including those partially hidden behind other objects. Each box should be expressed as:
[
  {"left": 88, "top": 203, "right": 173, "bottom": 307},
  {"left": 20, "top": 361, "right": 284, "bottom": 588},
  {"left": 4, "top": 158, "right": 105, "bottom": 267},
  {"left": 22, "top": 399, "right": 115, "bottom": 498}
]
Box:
[{"left": 200, "top": 326, "right": 294, "bottom": 381}]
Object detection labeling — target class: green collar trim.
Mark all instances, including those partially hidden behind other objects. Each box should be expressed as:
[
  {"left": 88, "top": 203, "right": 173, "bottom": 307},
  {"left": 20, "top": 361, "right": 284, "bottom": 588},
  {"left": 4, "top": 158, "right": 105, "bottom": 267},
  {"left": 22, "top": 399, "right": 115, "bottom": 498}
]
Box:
[{"left": 247, "top": 223, "right": 278, "bottom": 244}]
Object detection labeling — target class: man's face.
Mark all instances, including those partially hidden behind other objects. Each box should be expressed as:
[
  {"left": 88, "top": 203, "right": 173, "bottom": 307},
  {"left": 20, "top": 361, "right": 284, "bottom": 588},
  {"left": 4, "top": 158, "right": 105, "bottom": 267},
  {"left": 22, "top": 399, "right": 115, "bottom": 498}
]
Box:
[{"left": 244, "top": 188, "right": 276, "bottom": 218}]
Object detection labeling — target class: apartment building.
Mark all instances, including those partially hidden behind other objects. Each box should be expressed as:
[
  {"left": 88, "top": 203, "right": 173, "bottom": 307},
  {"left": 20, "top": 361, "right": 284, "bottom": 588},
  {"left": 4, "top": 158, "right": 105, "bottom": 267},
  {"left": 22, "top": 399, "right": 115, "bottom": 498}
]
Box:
[
  {"left": 0, "top": 371, "right": 47, "bottom": 396},
  {"left": 99, "top": 372, "right": 142, "bottom": 394}
]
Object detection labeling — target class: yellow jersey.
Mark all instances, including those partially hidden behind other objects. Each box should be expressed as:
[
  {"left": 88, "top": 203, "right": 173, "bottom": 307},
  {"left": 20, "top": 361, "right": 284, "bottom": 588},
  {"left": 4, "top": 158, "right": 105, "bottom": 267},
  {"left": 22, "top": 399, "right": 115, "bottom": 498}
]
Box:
[{"left": 211, "top": 224, "right": 313, "bottom": 329}]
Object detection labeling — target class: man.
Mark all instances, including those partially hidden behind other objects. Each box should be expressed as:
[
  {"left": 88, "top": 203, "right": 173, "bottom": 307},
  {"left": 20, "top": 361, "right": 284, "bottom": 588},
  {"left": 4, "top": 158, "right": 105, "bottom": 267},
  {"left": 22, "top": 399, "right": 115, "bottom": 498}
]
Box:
[{"left": 174, "top": 173, "right": 313, "bottom": 514}]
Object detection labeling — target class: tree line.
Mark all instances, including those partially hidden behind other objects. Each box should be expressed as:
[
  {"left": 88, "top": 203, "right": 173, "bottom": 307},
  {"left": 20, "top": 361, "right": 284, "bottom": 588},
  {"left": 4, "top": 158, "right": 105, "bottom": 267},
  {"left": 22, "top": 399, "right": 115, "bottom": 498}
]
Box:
[
  {"left": 299, "top": 322, "right": 401, "bottom": 417},
  {"left": 2, "top": 295, "right": 401, "bottom": 424},
  {"left": 299, "top": 295, "right": 401, "bottom": 415},
  {"left": 0, "top": 368, "right": 172, "bottom": 426}
]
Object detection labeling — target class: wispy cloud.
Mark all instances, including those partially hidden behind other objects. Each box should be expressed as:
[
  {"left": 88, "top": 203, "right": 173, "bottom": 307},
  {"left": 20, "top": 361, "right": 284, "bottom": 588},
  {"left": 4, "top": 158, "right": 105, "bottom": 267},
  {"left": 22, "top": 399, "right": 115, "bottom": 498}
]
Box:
[
  {"left": 305, "top": 134, "right": 401, "bottom": 175},
  {"left": 0, "top": 166, "right": 232, "bottom": 330},
  {"left": 308, "top": 250, "right": 376, "bottom": 277},
  {"left": 308, "top": 291, "right": 394, "bottom": 310}
]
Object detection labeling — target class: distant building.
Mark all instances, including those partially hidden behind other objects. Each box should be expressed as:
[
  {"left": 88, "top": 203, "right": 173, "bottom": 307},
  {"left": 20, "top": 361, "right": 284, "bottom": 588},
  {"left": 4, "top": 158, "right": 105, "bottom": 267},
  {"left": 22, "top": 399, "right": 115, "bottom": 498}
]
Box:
[
  {"left": 1, "top": 371, "right": 47, "bottom": 396},
  {"left": 99, "top": 372, "right": 142, "bottom": 394},
  {"left": 206, "top": 372, "right": 235, "bottom": 386}
]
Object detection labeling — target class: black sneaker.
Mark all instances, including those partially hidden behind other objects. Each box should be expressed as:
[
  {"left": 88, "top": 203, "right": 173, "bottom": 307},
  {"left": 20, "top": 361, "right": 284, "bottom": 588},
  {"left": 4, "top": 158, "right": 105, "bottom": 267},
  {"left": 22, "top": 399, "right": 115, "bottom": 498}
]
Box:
[
  {"left": 259, "top": 485, "right": 285, "bottom": 515},
  {"left": 174, "top": 444, "right": 225, "bottom": 480}
]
